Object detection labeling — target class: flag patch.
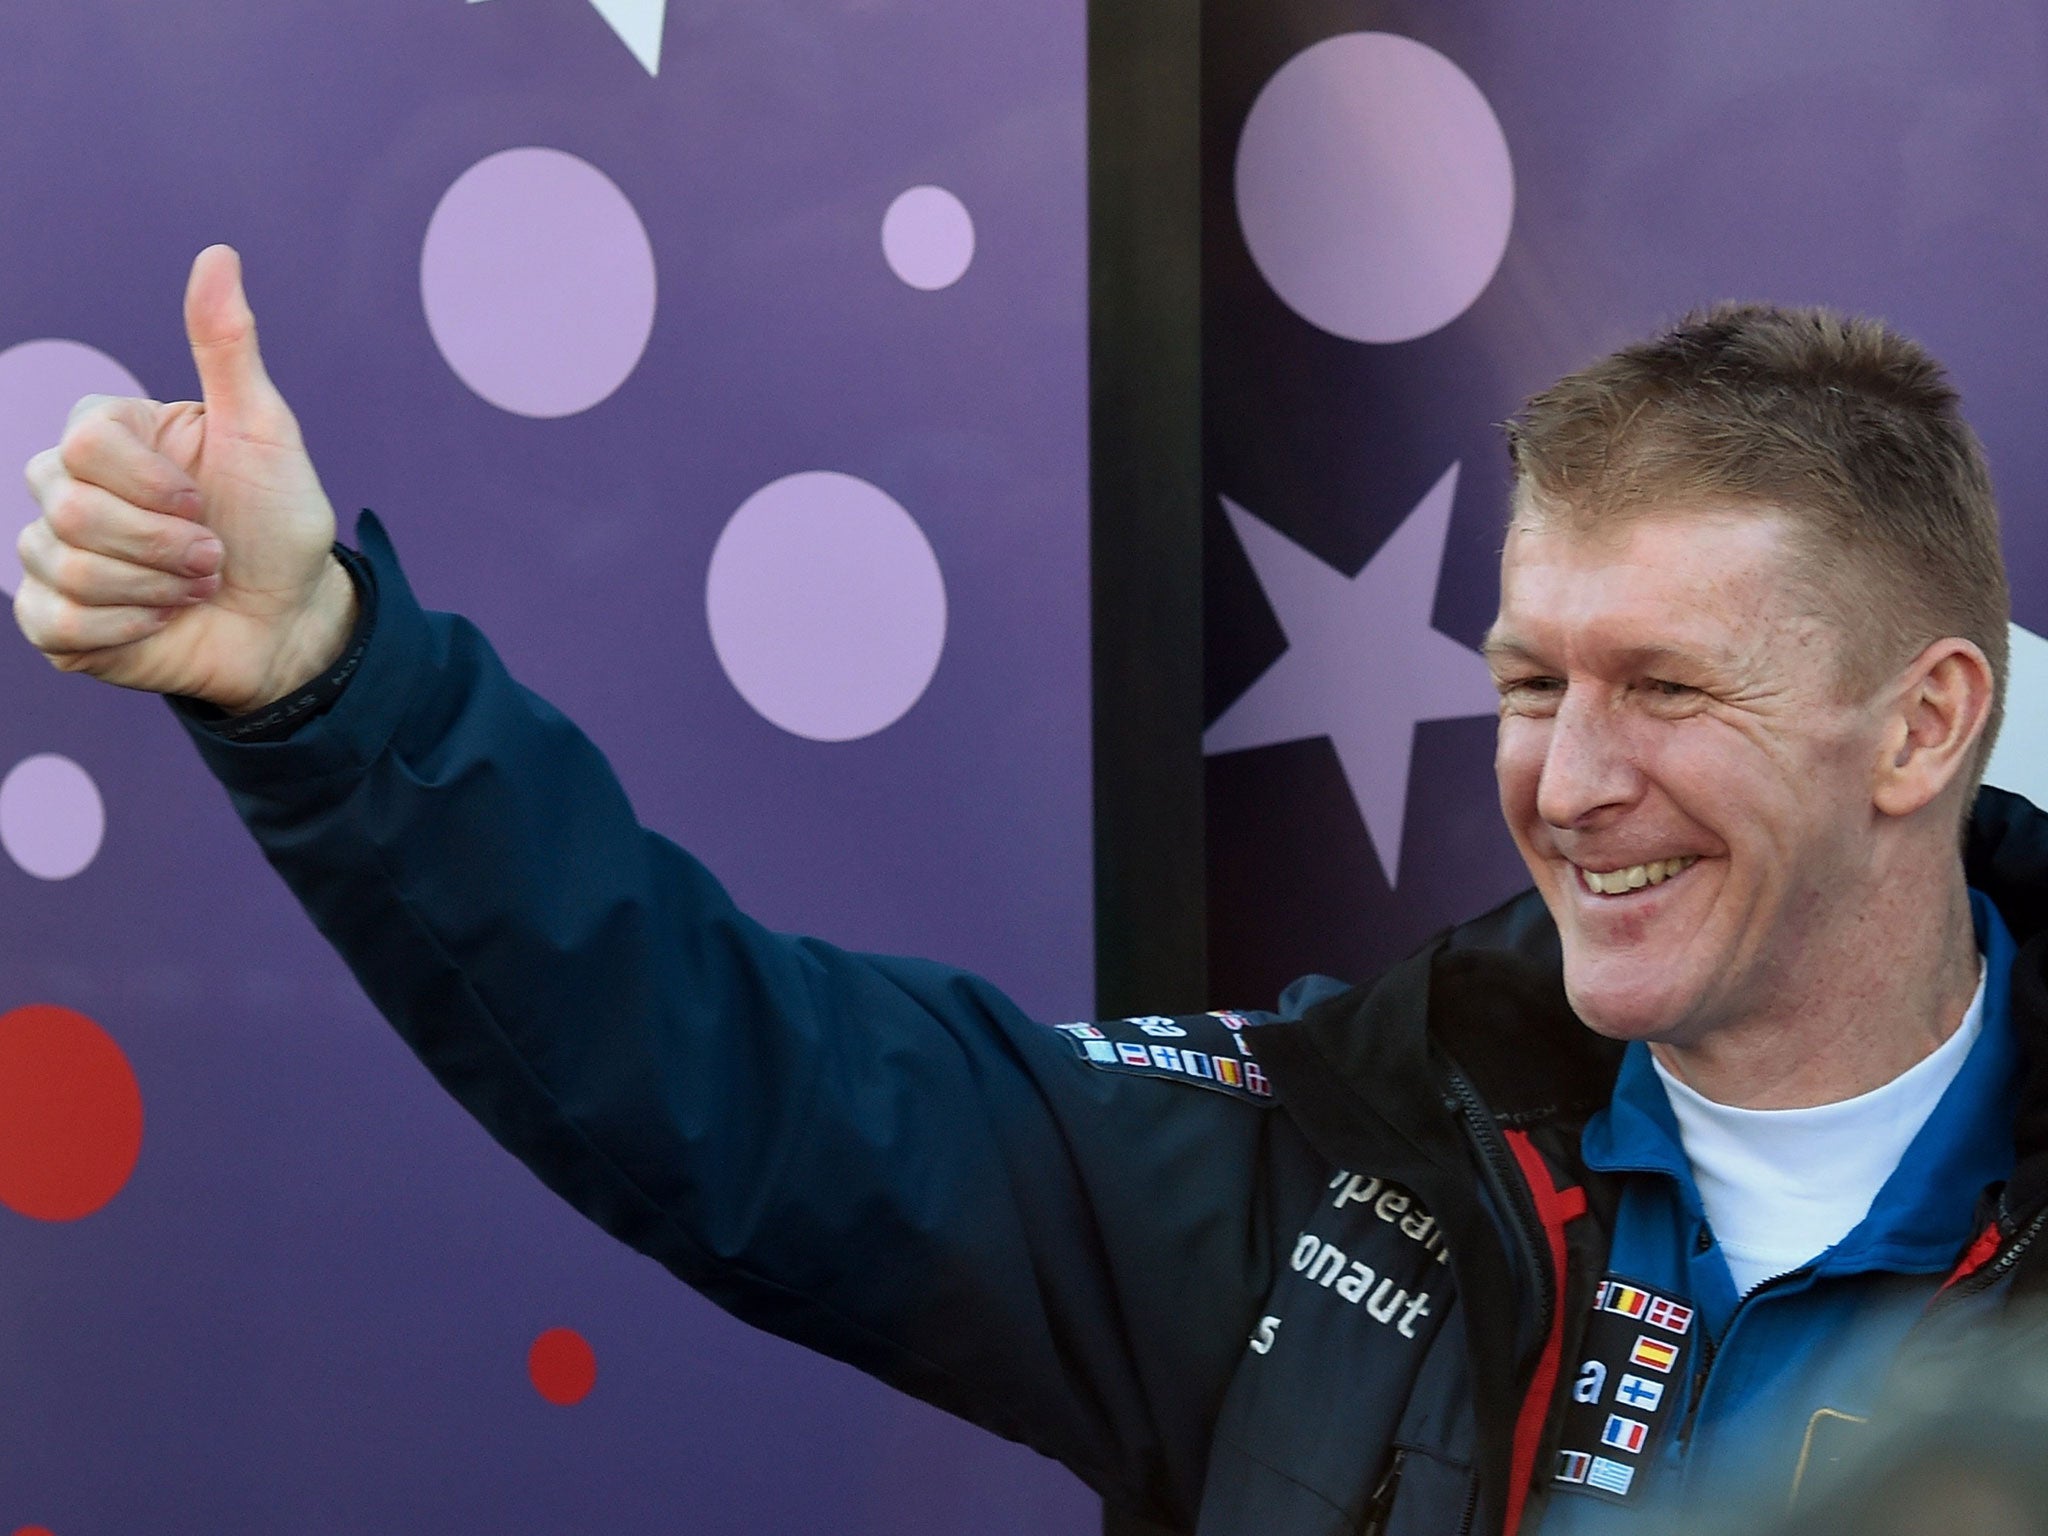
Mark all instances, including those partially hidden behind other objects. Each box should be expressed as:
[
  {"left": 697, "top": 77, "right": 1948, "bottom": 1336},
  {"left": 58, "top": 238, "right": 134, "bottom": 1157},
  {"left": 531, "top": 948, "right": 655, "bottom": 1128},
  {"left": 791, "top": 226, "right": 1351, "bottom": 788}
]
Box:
[
  {"left": 1603, "top": 1284, "right": 1650, "bottom": 1319},
  {"left": 1630, "top": 1336, "right": 1679, "bottom": 1374},
  {"left": 1587, "top": 1459, "right": 1635, "bottom": 1496},
  {"left": 1601, "top": 1415, "right": 1647, "bottom": 1454},
  {"left": 1645, "top": 1296, "right": 1694, "bottom": 1335},
  {"left": 1615, "top": 1374, "right": 1664, "bottom": 1411}
]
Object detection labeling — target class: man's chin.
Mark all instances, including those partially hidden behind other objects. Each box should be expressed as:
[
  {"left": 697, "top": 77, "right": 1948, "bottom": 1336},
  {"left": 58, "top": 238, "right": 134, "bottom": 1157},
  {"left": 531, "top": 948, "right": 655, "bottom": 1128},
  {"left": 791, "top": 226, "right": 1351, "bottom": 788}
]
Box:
[{"left": 1561, "top": 965, "right": 1694, "bottom": 1043}]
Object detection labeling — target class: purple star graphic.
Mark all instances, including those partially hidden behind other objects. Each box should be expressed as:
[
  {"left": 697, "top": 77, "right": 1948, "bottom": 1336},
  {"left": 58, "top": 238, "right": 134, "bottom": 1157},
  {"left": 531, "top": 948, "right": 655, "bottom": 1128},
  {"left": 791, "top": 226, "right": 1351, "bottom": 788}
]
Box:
[{"left": 1205, "top": 462, "right": 1499, "bottom": 886}]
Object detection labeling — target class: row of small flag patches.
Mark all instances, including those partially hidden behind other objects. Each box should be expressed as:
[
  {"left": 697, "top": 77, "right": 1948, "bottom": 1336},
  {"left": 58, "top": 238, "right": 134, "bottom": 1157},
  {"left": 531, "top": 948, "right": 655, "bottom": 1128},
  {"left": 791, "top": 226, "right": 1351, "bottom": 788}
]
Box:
[
  {"left": 1596, "top": 1279, "right": 1694, "bottom": 1336},
  {"left": 1054, "top": 1023, "right": 1273, "bottom": 1096},
  {"left": 1557, "top": 1446, "right": 1639, "bottom": 1497}
]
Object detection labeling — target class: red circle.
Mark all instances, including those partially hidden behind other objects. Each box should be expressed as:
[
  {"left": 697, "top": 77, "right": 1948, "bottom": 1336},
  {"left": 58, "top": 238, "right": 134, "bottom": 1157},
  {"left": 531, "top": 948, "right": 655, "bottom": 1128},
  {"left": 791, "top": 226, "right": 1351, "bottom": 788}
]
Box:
[
  {"left": 17, "top": 1526, "right": 58, "bottom": 1535},
  {"left": 527, "top": 1327, "right": 597, "bottom": 1405},
  {"left": 0, "top": 1004, "right": 143, "bottom": 1222}
]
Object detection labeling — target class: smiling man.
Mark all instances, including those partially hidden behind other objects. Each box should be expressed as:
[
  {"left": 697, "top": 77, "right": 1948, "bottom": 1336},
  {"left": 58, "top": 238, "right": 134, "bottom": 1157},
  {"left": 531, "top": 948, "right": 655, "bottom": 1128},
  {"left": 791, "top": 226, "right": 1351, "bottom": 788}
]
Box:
[
  {"left": 1470, "top": 311, "right": 2020, "bottom": 1531},
  {"left": 16, "top": 255, "right": 2046, "bottom": 1536}
]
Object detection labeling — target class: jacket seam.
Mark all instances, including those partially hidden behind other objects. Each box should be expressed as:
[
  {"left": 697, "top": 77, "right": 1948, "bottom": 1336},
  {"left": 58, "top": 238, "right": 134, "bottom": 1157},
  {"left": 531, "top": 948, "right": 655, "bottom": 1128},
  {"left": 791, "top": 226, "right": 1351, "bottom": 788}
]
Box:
[{"left": 1213, "top": 1433, "right": 1376, "bottom": 1532}]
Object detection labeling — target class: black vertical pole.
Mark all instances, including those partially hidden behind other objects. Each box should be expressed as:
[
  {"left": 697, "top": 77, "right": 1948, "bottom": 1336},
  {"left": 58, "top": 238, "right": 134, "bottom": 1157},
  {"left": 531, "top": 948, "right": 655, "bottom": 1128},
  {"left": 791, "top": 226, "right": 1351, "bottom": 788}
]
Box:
[
  {"left": 1090, "top": 0, "right": 1208, "bottom": 1037},
  {"left": 1090, "top": 2, "right": 1206, "bottom": 1529}
]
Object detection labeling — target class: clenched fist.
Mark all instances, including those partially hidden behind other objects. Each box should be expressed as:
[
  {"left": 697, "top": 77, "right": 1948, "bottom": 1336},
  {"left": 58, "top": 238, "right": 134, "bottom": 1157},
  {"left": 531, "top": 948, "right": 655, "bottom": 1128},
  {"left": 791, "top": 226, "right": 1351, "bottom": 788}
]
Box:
[{"left": 14, "top": 245, "right": 357, "bottom": 713}]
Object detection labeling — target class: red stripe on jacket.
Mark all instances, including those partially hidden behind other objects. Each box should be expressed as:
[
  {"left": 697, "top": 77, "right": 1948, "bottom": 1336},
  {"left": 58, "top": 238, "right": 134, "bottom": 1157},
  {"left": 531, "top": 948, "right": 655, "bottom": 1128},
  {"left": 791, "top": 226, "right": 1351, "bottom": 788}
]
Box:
[
  {"left": 1502, "top": 1130, "right": 1589, "bottom": 1536},
  {"left": 1937, "top": 1219, "right": 2002, "bottom": 1294}
]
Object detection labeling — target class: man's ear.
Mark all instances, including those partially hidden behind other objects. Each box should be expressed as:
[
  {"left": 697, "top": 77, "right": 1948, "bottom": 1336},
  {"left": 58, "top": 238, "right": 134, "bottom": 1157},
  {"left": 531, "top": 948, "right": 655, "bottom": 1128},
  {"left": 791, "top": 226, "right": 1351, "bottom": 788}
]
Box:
[{"left": 1872, "top": 638, "right": 1996, "bottom": 818}]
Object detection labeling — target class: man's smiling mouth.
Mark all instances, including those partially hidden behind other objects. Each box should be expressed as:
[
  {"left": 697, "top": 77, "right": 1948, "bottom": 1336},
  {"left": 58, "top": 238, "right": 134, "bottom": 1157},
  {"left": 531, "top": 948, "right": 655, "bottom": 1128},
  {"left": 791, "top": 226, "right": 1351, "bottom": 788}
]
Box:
[{"left": 1573, "top": 856, "right": 1700, "bottom": 896}]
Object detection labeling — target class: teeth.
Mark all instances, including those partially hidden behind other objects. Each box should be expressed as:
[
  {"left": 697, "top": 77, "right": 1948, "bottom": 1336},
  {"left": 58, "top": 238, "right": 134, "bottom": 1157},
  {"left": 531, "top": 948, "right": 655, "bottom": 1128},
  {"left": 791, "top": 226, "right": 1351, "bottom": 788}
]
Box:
[{"left": 1577, "top": 856, "right": 1696, "bottom": 895}]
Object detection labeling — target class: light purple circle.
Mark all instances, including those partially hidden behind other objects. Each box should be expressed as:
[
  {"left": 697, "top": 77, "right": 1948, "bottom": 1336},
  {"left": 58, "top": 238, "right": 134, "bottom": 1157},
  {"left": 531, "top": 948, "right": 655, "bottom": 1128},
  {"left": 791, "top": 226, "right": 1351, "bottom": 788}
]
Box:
[
  {"left": 882, "top": 186, "right": 976, "bottom": 292},
  {"left": 421, "top": 147, "right": 657, "bottom": 417},
  {"left": 1235, "top": 32, "right": 1515, "bottom": 344},
  {"left": 706, "top": 472, "right": 948, "bottom": 742},
  {"left": 0, "top": 754, "right": 105, "bottom": 881},
  {"left": 0, "top": 340, "right": 147, "bottom": 597}
]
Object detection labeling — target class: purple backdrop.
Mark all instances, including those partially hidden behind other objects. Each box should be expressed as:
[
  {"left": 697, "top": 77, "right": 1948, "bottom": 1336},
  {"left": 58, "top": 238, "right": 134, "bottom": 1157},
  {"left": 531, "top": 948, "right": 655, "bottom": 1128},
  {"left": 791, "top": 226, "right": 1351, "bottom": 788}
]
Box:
[
  {"left": 1204, "top": 1, "right": 2048, "bottom": 1005},
  {"left": 0, "top": 3, "right": 1094, "bottom": 1532},
  {"left": 25, "top": 3, "right": 2048, "bottom": 1531}
]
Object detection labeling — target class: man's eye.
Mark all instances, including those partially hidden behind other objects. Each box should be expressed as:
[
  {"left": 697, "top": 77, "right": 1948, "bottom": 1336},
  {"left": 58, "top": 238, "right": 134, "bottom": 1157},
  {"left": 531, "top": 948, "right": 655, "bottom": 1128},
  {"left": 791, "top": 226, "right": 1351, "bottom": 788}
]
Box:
[
  {"left": 1496, "top": 676, "right": 1562, "bottom": 701},
  {"left": 1645, "top": 678, "right": 1694, "bottom": 698}
]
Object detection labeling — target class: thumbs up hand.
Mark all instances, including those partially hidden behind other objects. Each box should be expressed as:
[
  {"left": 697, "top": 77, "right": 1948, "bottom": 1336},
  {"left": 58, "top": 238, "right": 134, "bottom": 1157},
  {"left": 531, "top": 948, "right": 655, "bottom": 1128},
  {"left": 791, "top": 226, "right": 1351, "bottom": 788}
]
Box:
[{"left": 15, "top": 246, "right": 356, "bottom": 712}]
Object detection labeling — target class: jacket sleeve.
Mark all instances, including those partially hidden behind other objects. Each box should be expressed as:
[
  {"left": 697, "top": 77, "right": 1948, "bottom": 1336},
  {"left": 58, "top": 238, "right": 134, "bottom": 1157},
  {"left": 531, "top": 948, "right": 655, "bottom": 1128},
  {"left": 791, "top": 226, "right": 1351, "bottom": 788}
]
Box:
[{"left": 173, "top": 513, "right": 1325, "bottom": 1526}]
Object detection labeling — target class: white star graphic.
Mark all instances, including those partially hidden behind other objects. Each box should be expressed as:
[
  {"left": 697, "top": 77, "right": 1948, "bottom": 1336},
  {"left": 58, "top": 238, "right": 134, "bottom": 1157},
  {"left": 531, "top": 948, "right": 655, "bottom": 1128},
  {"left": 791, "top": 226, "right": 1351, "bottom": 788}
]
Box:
[
  {"left": 469, "top": 0, "right": 666, "bottom": 75},
  {"left": 1205, "top": 462, "right": 1500, "bottom": 886}
]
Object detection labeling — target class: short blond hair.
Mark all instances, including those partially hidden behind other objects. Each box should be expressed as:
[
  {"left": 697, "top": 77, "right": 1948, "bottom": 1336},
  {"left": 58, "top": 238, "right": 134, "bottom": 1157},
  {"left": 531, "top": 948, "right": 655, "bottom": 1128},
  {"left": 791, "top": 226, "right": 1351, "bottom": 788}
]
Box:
[{"left": 1505, "top": 303, "right": 2010, "bottom": 791}]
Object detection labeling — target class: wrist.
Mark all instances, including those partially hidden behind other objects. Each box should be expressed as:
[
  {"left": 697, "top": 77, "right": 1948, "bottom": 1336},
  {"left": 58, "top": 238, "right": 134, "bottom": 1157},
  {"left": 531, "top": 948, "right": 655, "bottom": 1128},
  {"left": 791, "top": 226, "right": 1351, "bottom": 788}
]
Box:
[{"left": 224, "top": 554, "right": 362, "bottom": 717}]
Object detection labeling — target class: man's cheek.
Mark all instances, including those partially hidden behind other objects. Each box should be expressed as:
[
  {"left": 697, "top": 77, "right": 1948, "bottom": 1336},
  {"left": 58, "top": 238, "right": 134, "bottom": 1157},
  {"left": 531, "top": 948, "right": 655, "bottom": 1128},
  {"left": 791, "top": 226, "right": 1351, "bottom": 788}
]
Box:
[
  {"left": 1493, "top": 719, "right": 1546, "bottom": 815},
  {"left": 1495, "top": 739, "right": 1557, "bottom": 873}
]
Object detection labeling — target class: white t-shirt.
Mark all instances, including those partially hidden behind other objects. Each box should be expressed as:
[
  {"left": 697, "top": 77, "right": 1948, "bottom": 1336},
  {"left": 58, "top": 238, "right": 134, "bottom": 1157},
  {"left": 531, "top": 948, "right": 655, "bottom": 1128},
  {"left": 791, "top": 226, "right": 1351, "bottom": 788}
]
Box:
[{"left": 1650, "top": 965, "right": 1987, "bottom": 1296}]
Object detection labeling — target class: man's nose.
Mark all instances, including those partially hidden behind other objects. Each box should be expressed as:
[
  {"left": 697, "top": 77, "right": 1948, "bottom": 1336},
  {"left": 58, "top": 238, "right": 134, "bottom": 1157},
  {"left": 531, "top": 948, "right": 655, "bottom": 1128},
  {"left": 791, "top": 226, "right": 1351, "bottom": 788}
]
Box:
[{"left": 1535, "top": 690, "right": 1643, "bottom": 828}]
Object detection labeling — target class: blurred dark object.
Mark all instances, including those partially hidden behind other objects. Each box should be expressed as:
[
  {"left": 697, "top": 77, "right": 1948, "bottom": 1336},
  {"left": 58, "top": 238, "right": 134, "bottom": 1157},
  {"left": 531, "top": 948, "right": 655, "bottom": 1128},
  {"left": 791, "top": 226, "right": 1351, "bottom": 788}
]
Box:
[
  {"left": 1739, "top": 1315, "right": 2048, "bottom": 1536},
  {"left": 1104, "top": 1506, "right": 1187, "bottom": 1536}
]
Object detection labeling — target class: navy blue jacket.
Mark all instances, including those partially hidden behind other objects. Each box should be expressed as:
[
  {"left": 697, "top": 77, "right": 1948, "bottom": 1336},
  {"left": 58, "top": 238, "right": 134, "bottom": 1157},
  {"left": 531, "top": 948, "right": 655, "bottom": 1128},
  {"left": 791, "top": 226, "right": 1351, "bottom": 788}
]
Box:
[{"left": 176, "top": 519, "right": 2048, "bottom": 1536}]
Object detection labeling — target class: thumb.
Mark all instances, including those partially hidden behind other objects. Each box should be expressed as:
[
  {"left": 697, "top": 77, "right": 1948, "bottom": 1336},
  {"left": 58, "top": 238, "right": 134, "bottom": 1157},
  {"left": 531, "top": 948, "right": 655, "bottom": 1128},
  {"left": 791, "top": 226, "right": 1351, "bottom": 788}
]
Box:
[{"left": 183, "top": 244, "right": 281, "bottom": 421}]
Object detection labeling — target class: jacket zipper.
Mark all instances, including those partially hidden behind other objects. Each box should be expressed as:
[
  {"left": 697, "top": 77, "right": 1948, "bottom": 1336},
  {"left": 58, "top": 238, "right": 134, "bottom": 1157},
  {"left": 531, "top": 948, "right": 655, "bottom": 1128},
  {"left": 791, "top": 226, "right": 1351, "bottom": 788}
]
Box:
[
  {"left": 1457, "top": 1469, "right": 1483, "bottom": 1535},
  {"left": 1676, "top": 1332, "right": 1716, "bottom": 1450},
  {"left": 1927, "top": 1202, "right": 2048, "bottom": 1309},
  {"left": 1674, "top": 1265, "right": 1806, "bottom": 1452},
  {"left": 1443, "top": 1063, "right": 1559, "bottom": 1536},
  {"left": 1361, "top": 1447, "right": 1482, "bottom": 1536},
  {"left": 1443, "top": 1065, "right": 1555, "bottom": 1327},
  {"left": 1361, "top": 1448, "right": 1407, "bottom": 1536}
]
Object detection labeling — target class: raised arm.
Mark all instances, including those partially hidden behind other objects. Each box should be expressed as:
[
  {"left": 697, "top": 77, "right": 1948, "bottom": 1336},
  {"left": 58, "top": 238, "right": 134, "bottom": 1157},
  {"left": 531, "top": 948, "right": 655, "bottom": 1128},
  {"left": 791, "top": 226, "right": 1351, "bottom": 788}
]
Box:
[{"left": 13, "top": 249, "right": 1325, "bottom": 1527}]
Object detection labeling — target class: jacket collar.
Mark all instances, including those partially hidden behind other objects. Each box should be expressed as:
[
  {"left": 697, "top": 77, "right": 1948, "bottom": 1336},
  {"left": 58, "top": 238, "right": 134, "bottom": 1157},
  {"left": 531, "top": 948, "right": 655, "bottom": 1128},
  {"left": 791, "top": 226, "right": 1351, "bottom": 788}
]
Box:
[{"left": 1966, "top": 787, "right": 2048, "bottom": 1215}]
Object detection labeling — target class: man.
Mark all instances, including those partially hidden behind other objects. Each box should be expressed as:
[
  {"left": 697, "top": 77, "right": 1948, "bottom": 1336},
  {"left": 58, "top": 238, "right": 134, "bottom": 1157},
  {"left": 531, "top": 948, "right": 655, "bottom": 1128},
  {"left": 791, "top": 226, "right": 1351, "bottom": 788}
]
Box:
[{"left": 14, "top": 246, "right": 2044, "bottom": 1534}]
